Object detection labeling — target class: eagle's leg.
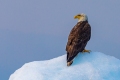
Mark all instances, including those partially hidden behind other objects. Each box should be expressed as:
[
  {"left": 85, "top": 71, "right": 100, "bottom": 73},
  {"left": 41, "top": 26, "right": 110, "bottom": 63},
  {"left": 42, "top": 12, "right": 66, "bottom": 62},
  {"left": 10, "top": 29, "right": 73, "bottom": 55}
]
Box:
[{"left": 82, "top": 49, "right": 91, "bottom": 53}]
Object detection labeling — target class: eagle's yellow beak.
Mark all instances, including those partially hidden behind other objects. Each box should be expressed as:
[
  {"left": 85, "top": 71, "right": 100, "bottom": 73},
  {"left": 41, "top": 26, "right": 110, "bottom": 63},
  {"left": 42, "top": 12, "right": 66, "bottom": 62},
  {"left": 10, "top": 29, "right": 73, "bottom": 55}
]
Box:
[{"left": 74, "top": 15, "right": 81, "bottom": 19}]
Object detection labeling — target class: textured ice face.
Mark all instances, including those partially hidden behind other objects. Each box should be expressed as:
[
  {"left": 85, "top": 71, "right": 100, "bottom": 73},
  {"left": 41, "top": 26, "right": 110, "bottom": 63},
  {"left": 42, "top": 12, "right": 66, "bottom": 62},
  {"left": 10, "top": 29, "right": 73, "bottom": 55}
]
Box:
[{"left": 9, "top": 52, "right": 120, "bottom": 80}]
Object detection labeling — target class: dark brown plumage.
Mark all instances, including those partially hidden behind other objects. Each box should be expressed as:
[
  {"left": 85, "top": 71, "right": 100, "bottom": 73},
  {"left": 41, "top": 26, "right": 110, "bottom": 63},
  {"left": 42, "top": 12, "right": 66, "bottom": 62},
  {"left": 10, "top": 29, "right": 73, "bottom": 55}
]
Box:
[{"left": 66, "top": 21, "right": 91, "bottom": 65}]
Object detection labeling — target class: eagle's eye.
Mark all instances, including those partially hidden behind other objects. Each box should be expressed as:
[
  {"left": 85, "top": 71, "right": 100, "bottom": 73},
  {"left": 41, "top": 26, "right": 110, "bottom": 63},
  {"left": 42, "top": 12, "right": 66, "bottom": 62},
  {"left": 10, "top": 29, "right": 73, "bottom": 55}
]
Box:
[
  {"left": 81, "top": 15, "right": 84, "bottom": 17},
  {"left": 77, "top": 15, "right": 81, "bottom": 16}
]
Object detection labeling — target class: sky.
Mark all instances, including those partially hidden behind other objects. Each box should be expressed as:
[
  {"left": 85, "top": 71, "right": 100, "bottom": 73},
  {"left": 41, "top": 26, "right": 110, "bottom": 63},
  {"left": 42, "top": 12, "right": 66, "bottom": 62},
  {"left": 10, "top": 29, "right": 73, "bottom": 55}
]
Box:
[{"left": 0, "top": 0, "right": 120, "bottom": 80}]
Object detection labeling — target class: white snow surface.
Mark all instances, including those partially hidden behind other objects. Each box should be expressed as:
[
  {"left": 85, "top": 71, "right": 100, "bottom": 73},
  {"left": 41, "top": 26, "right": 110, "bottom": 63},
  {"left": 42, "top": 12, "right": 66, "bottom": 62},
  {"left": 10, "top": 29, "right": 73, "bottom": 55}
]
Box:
[{"left": 9, "top": 52, "right": 120, "bottom": 80}]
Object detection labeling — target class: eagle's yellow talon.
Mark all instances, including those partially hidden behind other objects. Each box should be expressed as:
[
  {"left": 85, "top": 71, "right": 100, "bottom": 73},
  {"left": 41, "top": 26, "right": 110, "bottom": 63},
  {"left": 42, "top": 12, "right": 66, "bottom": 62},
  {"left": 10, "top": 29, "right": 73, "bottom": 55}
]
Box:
[{"left": 82, "top": 49, "right": 91, "bottom": 53}]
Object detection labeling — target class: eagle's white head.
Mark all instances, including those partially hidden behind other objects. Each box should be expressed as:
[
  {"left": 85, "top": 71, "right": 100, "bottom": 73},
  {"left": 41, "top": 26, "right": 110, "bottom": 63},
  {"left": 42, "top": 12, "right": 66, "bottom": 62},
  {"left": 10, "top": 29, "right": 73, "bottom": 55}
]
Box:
[{"left": 74, "top": 13, "right": 88, "bottom": 22}]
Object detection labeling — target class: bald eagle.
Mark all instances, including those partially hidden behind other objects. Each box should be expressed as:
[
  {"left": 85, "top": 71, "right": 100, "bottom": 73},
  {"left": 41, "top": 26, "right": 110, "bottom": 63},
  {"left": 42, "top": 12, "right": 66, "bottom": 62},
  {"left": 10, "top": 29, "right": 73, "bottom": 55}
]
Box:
[{"left": 66, "top": 13, "right": 91, "bottom": 66}]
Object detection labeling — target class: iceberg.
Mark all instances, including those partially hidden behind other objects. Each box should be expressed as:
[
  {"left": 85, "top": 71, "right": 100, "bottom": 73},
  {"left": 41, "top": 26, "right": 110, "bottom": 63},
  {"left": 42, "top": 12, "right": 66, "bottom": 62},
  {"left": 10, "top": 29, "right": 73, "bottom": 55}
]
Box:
[{"left": 9, "top": 52, "right": 120, "bottom": 80}]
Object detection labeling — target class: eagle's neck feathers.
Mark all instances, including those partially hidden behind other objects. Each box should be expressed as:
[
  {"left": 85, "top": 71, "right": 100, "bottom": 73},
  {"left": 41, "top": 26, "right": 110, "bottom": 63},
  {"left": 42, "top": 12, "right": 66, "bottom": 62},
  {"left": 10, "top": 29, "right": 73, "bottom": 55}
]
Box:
[{"left": 78, "top": 17, "right": 88, "bottom": 22}]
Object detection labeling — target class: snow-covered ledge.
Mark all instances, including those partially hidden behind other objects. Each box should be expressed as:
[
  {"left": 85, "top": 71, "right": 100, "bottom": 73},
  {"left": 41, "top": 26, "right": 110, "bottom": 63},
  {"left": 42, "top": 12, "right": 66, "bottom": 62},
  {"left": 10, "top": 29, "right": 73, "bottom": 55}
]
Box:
[{"left": 9, "top": 52, "right": 120, "bottom": 80}]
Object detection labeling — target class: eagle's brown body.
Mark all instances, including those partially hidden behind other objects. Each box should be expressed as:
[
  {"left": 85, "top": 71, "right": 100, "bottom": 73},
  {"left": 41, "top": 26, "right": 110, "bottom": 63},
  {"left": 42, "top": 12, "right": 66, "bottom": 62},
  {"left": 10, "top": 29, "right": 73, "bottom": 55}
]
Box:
[{"left": 66, "top": 21, "right": 91, "bottom": 63}]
